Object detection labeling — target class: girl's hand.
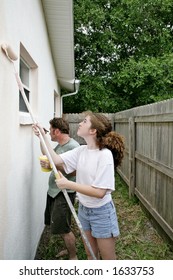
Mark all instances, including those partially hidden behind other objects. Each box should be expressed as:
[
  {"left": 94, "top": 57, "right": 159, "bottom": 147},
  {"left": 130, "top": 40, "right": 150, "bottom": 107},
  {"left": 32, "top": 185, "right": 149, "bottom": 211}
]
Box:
[{"left": 55, "top": 172, "right": 70, "bottom": 190}]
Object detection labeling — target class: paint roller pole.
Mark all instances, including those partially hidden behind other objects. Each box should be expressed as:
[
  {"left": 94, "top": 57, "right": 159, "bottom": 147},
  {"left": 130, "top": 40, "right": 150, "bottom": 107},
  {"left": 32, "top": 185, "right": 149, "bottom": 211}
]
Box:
[
  {"left": 18, "top": 80, "right": 96, "bottom": 261},
  {"left": 1, "top": 44, "right": 96, "bottom": 260}
]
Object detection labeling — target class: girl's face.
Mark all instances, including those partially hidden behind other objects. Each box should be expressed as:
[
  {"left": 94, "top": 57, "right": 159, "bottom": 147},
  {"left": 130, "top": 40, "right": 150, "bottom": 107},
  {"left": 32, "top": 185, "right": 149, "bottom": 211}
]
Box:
[{"left": 77, "top": 115, "right": 94, "bottom": 138}]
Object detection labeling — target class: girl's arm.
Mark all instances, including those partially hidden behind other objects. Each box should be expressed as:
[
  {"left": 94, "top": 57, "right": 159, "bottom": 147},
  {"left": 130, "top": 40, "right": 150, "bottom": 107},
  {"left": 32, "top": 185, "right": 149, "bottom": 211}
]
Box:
[{"left": 56, "top": 173, "right": 107, "bottom": 198}]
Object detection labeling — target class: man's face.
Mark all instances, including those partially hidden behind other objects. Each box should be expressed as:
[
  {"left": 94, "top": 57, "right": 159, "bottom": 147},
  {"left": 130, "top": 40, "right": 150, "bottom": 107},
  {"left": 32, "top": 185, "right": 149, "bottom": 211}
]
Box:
[{"left": 49, "top": 125, "right": 58, "bottom": 141}]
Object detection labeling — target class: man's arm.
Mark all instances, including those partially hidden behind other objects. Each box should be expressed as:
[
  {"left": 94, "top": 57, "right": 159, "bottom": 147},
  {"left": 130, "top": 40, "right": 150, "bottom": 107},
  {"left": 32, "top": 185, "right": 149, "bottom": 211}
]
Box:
[{"left": 32, "top": 123, "right": 63, "bottom": 166}]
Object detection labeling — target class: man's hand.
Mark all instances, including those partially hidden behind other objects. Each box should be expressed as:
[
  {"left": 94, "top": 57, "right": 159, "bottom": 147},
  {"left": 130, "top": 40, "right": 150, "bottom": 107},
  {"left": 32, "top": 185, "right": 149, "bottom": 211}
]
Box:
[
  {"left": 40, "top": 159, "right": 51, "bottom": 169},
  {"left": 32, "top": 123, "right": 46, "bottom": 137}
]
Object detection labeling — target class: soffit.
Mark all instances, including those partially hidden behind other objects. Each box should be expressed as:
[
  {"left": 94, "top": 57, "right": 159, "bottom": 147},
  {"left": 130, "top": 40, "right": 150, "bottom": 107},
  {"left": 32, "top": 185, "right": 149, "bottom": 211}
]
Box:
[{"left": 42, "top": 0, "right": 75, "bottom": 92}]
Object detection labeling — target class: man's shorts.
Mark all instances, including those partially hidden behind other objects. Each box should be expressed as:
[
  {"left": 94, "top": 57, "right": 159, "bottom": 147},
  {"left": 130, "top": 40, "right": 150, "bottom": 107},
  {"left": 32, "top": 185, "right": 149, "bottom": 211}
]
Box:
[{"left": 44, "top": 192, "right": 76, "bottom": 234}]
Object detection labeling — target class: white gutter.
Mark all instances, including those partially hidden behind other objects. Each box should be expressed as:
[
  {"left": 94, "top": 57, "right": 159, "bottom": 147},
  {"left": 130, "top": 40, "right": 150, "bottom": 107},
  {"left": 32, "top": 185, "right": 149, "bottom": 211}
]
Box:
[{"left": 60, "top": 79, "right": 80, "bottom": 116}]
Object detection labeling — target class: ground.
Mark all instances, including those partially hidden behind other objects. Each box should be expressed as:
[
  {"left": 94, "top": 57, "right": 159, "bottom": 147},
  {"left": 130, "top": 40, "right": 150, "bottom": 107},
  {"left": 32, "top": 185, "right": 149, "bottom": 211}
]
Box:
[{"left": 35, "top": 175, "right": 173, "bottom": 260}]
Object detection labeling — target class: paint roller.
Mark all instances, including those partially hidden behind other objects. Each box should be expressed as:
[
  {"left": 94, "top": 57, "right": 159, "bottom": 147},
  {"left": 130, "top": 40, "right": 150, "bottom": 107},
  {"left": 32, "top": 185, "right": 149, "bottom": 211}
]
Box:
[
  {"left": 1, "top": 43, "right": 96, "bottom": 260},
  {"left": 1, "top": 43, "right": 18, "bottom": 61}
]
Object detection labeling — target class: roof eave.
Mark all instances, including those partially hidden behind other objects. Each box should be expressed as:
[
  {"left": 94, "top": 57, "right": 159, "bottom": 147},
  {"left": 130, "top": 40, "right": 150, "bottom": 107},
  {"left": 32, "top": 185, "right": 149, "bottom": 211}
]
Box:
[{"left": 42, "top": 0, "right": 76, "bottom": 92}]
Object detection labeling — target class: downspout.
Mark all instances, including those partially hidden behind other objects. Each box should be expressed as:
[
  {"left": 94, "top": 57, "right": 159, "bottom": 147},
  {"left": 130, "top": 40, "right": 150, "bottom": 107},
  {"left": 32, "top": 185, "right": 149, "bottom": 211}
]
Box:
[{"left": 60, "top": 79, "right": 80, "bottom": 116}]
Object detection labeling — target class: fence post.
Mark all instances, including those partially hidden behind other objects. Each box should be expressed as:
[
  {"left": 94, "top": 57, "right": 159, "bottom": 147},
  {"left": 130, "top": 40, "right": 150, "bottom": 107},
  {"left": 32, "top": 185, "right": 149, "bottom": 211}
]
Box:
[{"left": 129, "top": 117, "right": 135, "bottom": 197}]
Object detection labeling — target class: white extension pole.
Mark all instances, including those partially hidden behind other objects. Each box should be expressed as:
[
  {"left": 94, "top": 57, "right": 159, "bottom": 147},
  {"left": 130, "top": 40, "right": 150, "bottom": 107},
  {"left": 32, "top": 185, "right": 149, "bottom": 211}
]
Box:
[
  {"left": 1, "top": 43, "right": 96, "bottom": 259},
  {"left": 11, "top": 59, "right": 96, "bottom": 260}
]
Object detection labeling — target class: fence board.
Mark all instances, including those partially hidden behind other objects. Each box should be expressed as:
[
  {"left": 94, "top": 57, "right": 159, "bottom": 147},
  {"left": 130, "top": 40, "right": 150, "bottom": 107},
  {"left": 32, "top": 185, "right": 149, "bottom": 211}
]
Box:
[{"left": 129, "top": 117, "right": 135, "bottom": 197}]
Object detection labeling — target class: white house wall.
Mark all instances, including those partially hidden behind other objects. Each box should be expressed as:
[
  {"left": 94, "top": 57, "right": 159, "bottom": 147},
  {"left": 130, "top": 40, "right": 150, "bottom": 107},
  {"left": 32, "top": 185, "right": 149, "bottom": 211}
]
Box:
[{"left": 0, "top": 0, "right": 60, "bottom": 259}]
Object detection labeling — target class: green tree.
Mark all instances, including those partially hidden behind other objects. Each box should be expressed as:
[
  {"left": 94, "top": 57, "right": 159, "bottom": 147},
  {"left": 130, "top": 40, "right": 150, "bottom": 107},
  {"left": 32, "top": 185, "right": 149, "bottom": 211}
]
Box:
[{"left": 63, "top": 0, "right": 173, "bottom": 113}]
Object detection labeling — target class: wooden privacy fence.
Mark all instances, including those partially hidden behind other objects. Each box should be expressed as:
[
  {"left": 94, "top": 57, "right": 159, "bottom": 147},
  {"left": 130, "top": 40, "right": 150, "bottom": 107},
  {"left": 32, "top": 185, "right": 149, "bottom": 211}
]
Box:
[
  {"left": 64, "top": 98, "right": 173, "bottom": 243},
  {"left": 114, "top": 98, "right": 173, "bottom": 243}
]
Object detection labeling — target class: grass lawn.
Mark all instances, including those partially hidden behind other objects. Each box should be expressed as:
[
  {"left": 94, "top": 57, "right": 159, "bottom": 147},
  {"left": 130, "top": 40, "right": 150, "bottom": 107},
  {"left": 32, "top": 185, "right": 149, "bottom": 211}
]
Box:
[{"left": 35, "top": 175, "right": 173, "bottom": 260}]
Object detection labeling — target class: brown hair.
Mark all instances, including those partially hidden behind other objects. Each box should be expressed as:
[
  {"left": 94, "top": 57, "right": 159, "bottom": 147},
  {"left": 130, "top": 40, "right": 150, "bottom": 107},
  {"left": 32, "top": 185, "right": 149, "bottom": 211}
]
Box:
[
  {"left": 49, "top": 118, "right": 69, "bottom": 134},
  {"left": 84, "top": 111, "right": 125, "bottom": 168}
]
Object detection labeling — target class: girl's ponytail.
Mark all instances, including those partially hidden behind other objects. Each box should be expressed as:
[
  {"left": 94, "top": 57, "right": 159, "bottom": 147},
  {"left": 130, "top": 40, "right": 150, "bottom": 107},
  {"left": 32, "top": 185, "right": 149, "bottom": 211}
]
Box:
[{"left": 103, "top": 131, "right": 125, "bottom": 168}]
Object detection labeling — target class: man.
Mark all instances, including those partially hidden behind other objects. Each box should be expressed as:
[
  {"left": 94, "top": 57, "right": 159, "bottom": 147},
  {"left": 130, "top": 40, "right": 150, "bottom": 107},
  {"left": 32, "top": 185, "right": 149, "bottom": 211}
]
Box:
[{"left": 37, "top": 118, "right": 79, "bottom": 260}]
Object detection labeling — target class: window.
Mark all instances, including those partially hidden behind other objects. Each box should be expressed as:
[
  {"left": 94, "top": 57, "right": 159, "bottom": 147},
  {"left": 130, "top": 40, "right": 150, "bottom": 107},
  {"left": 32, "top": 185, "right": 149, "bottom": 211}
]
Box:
[
  {"left": 19, "top": 43, "right": 38, "bottom": 125},
  {"left": 19, "top": 59, "right": 30, "bottom": 112},
  {"left": 54, "top": 91, "right": 60, "bottom": 117}
]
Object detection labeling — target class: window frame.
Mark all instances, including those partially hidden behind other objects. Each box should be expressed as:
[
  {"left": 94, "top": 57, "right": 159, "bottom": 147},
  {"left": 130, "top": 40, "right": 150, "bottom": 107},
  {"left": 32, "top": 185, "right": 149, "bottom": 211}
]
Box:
[{"left": 19, "top": 43, "right": 38, "bottom": 125}]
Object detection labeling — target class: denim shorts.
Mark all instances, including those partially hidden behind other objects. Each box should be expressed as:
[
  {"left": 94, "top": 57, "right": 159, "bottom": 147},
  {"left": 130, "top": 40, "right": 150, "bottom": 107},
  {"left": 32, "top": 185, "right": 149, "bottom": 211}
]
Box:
[{"left": 78, "top": 201, "right": 120, "bottom": 238}]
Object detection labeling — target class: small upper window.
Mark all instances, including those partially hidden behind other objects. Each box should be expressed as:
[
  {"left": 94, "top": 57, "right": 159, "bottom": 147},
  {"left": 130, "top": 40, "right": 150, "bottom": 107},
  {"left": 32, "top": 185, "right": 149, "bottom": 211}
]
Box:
[
  {"left": 19, "top": 59, "right": 30, "bottom": 112},
  {"left": 54, "top": 91, "right": 60, "bottom": 117}
]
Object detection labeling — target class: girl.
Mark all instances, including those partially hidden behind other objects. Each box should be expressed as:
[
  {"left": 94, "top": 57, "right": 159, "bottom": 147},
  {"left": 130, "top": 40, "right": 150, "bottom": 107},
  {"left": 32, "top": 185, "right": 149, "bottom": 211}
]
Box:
[{"left": 33, "top": 112, "right": 125, "bottom": 259}]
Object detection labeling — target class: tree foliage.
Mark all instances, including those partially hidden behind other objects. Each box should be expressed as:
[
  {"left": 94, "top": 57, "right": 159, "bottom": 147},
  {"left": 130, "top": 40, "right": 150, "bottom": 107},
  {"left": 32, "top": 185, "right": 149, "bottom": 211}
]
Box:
[{"left": 63, "top": 0, "right": 173, "bottom": 113}]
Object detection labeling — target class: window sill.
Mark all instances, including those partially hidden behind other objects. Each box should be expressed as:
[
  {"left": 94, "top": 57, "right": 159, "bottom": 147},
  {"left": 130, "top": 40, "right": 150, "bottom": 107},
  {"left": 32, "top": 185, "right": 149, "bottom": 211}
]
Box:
[{"left": 19, "top": 112, "right": 33, "bottom": 125}]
